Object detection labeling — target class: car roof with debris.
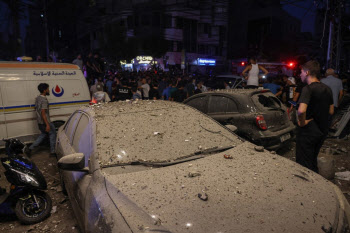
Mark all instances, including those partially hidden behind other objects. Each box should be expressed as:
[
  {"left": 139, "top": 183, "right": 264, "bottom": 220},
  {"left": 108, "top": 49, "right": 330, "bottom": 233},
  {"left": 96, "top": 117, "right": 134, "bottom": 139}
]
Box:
[
  {"left": 207, "top": 89, "right": 271, "bottom": 95},
  {"left": 88, "top": 101, "right": 242, "bottom": 166},
  {"left": 90, "top": 100, "right": 183, "bottom": 115}
]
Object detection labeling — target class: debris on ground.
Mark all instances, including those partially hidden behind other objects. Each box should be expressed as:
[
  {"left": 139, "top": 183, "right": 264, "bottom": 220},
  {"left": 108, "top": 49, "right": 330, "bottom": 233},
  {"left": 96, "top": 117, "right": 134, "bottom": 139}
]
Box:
[
  {"left": 198, "top": 193, "right": 208, "bottom": 201},
  {"left": 254, "top": 146, "right": 264, "bottom": 152},
  {"left": 188, "top": 172, "right": 201, "bottom": 177},
  {"left": 335, "top": 171, "right": 350, "bottom": 181},
  {"left": 50, "top": 206, "right": 57, "bottom": 214}
]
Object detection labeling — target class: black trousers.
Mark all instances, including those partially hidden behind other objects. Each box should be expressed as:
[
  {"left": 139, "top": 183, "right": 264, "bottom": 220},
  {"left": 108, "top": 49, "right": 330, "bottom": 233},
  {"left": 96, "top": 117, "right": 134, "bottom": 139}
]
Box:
[{"left": 296, "top": 121, "right": 326, "bottom": 173}]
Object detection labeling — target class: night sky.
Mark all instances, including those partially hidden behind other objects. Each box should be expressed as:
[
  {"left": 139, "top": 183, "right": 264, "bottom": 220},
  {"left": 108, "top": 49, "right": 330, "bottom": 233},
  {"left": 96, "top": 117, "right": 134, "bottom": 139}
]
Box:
[{"left": 283, "top": 0, "right": 317, "bottom": 34}]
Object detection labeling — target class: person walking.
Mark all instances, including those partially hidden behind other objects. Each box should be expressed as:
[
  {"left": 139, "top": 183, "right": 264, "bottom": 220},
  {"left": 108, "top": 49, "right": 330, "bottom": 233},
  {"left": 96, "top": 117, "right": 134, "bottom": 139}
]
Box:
[
  {"left": 296, "top": 60, "right": 334, "bottom": 173},
  {"left": 29, "top": 83, "right": 57, "bottom": 157},
  {"left": 242, "top": 58, "right": 268, "bottom": 88},
  {"left": 321, "top": 68, "right": 344, "bottom": 110}
]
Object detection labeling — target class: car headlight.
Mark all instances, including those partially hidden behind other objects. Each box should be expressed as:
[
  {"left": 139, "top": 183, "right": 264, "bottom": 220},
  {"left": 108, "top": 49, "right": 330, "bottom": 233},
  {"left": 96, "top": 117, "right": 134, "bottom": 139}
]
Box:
[{"left": 11, "top": 169, "right": 39, "bottom": 187}]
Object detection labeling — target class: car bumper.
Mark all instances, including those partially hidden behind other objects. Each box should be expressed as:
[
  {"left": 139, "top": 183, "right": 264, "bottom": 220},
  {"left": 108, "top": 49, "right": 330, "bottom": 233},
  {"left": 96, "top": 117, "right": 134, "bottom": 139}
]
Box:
[{"left": 252, "top": 125, "right": 295, "bottom": 150}]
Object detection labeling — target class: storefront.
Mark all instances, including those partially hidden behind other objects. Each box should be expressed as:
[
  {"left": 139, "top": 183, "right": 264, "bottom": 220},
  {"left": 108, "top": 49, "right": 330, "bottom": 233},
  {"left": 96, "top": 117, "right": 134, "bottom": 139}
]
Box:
[
  {"left": 189, "top": 58, "right": 217, "bottom": 74},
  {"left": 131, "top": 56, "right": 157, "bottom": 72},
  {"left": 120, "top": 60, "right": 134, "bottom": 71}
]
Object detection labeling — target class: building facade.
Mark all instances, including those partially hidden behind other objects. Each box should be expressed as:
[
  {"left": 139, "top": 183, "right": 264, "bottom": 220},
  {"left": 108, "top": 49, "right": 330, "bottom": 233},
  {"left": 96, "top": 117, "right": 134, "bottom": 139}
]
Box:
[
  {"left": 77, "top": 0, "right": 229, "bottom": 72},
  {"left": 228, "top": 0, "right": 301, "bottom": 61}
]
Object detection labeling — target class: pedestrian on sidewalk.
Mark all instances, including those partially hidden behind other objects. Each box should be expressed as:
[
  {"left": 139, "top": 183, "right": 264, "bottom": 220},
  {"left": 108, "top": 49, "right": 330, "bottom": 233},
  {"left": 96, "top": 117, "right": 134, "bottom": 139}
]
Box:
[
  {"left": 29, "top": 83, "right": 57, "bottom": 157},
  {"left": 321, "top": 68, "right": 344, "bottom": 110},
  {"left": 296, "top": 60, "right": 334, "bottom": 173}
]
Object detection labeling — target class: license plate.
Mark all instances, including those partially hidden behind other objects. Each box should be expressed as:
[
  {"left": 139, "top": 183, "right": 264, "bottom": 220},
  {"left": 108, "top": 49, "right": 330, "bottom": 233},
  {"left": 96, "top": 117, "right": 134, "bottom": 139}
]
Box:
[{"left": 280, "top": 133, "right": 291, "bottom": 142}]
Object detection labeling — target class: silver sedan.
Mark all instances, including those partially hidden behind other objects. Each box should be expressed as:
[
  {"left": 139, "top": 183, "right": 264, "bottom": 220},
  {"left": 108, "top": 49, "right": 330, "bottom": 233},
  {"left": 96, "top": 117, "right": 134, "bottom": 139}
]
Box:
[{"left": 56, "top": 101, "right": 350, "bottom": 233}]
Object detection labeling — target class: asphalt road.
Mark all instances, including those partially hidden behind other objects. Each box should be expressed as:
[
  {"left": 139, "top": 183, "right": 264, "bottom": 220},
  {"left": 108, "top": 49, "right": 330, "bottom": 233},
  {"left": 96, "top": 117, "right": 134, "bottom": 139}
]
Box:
[
  {"left": 0, "top": 147, "right": 79, "bottom": 233},
  {"left": 0, "top": 137, "right": 349, "bottom": 233}
]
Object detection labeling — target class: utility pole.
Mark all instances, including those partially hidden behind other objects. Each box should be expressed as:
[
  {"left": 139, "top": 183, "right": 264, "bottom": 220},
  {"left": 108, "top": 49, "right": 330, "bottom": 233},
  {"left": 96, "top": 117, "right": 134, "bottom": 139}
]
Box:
[
  {"left": 326, "top": 0, "right": 343, "bottom": 71},
  {"left": 43, "top": 0, "right": 50, "bottom": 61}
]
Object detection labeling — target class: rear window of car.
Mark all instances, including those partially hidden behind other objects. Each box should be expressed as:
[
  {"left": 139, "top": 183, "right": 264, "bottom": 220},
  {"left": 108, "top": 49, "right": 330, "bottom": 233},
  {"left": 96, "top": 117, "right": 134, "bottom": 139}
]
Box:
[
  {"left": 252, "top": 94, "right": 281, "bottom": 109},
  {"left": 208, "top": 96, "right": 238, "bottom": 113}
]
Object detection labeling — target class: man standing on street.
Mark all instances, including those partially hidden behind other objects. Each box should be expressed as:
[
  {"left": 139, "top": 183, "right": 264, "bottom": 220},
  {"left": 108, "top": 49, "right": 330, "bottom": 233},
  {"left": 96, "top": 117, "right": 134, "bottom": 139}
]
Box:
[
  {"left": 29, "top": 83, "right": 57, "bottom": 157},
  {"left": 72, "top": 54, "right": 83, "bottom": 71},
  {"left": 321, "top": 68, "right": 344, "bottom": 110},
  {"left": 296, "top": 60, "right": 334, "bottom": 173},
  {"left": 242, "top": 57, "right": 269, "bottom": 88},
  {"left": 139, "top": 78, "right": 150, "bottom": 100}
]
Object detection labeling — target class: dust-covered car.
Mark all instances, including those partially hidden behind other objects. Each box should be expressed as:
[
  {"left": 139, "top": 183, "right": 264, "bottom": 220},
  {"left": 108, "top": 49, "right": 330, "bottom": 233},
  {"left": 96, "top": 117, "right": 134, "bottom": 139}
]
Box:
[
  {"left": 56, "top": 101, "right": 350, "bottom": 233},
  {"left": 184, "top": 89, "right": 295, "bottom": 150}
]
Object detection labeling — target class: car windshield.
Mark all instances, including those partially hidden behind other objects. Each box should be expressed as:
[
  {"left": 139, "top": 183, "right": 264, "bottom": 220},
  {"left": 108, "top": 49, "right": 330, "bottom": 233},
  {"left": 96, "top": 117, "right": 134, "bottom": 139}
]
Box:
[
  {"left": 253, "top": 93, "right": 281, "bottom": 109},
  {"left": 95, "top": 102, "right": 242, "bottom": 167}
]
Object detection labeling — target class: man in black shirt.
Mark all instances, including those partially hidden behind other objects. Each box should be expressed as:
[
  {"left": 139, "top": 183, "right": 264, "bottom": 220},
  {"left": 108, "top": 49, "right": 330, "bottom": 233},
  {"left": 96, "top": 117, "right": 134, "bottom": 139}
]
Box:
[
  {"left": 296, "top": 60, "right": 334, "bottom": 172},
  {"left": 149, "top": 83, "right": 160, "bottom": 100},
  {"left": 113, "top": 82, "right": 132, "bottom": 101},
  {"left": 172, "top": 83, "right": 187, "bottom": 102}
]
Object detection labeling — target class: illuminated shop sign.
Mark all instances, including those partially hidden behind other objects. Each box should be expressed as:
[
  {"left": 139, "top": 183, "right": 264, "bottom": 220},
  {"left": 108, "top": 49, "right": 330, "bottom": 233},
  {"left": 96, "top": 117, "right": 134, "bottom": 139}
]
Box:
[
  {"left": 132, "top": 56, "right": 153, "bottom": 64},
  {"left": 197, "top": 58, "right": 216, "bottom": 66}
]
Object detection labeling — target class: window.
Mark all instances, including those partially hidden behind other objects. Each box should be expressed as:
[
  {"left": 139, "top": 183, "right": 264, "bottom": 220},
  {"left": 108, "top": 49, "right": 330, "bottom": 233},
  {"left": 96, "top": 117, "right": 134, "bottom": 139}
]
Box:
[
  {"left": 254, "top": 94, "right": 281, "bottom": 109},
  {"left": 152, "top": 13, "right": 160, "bottom": 27},
  {"left": 227, "top": 99, "right": 238, "bottom": 112},
  {"left": 177, "top": 41, "right": 183, "bottom": 52},
  {"left": 163, "top": 14, "right": 172, "bottom": 28},
  {"left": 72, "top": 114, "right": 90, "bottom": 153},
  {"left": 168, "top": 40, "right": 174, "bottom": 51},
  {"left": 176, "top": 17, "right": 184, "bottom": 29},
  {"left": 127, "top": 16, "right": 134, "bottom": 29},
  {"left": 142, "top": 15, "right": 151, "bottom": 26},
  {"left": 135, "top": 15, "right": 139, "bottom": 27},
  {"left": 65, "top": 113, "right": 81, "bottom": 143},
  {"left": 186, "top": 97, "right": 207, "bottom": 113},
  {"left": 204, "top": 24, "right": 209, "bottom": 34},
  {"left": 208, "top": 96, "right": 228, "bottom": 113},
  {"left": 72, "top": 114, "right": 91, "bottom": 167}
]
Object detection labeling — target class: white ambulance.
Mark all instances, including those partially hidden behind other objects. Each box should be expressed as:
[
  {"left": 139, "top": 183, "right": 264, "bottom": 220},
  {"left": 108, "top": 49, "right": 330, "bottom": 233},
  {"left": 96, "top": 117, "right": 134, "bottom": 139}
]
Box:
[{"left": 0, "top": 62, "right": 90, "bottom": 146}]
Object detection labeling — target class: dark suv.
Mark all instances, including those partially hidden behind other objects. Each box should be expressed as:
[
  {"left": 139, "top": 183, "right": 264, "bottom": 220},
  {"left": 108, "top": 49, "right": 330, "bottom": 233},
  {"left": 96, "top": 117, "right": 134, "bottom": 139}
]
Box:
[{"left": 184, "top": 89, "right": 295, "bottom": 150}]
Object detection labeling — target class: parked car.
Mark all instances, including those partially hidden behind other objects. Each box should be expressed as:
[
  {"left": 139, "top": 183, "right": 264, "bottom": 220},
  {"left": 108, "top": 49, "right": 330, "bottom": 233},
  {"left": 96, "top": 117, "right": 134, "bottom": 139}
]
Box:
[
  {"left": 55, "top": 101, "right": 349, "bottom": 233},
  {"left": 184, "top": 89, "right": 295, "bottom": 150},
  {"left": 205, "top": 74, "right": 245, "bottom": 89}
]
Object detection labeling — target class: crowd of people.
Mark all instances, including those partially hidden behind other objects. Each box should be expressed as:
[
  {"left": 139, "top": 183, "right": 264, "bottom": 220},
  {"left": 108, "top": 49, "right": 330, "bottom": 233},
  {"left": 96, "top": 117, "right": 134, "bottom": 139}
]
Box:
[
  {"left": 89, "top": 71, "right": 210, "bottom": 103},
  {"left": 70, "top": 52, "right": 345, "bottom": 114}
]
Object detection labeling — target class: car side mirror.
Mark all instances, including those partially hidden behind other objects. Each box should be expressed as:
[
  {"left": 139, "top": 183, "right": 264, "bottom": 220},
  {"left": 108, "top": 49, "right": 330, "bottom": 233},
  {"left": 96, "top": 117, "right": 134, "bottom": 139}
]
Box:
[
  {"left": 58, "top": 153, "right": 88, "bottom": 172},
  {"left": 225, "top": 125, "right": 238, "bottom": 132}
]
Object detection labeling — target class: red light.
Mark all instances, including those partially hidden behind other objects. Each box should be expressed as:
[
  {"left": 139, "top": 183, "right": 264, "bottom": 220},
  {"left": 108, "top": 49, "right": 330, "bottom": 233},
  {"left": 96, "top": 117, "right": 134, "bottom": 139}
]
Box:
[
  {"left": 256, "top": 115, "right": 267, "bottom": 130},
  {"left": 288, "top": 62, "right": 295, "bottom": 67},
  {"left": 241, "top": 62, "right": 245, "bottom": 66},
  {"left": 90, "top": 97, "right": 97, "bottom": 105}
]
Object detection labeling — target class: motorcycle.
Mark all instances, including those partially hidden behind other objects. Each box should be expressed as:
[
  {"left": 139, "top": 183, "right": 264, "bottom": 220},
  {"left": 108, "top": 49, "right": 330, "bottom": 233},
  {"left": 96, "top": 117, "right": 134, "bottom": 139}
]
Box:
[{"left": 0, "top": 139, "right": 52, "bottom": 224}]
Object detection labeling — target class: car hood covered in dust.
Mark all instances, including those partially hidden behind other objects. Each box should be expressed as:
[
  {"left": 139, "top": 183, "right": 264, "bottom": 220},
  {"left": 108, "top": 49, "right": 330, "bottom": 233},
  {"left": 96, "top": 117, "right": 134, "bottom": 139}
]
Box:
[{"left": 103, "top": 142, "right": 343, "bottom": 233}]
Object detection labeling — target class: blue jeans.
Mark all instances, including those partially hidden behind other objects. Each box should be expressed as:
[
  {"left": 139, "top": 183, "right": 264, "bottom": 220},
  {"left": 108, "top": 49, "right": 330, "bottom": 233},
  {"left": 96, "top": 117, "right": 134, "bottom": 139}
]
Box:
[{"left": 29, "top": 123, "right": 57, "bottom": 153}]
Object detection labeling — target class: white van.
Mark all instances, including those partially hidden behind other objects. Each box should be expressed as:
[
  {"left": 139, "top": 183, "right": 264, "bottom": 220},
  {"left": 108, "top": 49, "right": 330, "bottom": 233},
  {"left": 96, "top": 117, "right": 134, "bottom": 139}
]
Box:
[{"left": 0, "top": 62, "right": 90, "bottom": 146}]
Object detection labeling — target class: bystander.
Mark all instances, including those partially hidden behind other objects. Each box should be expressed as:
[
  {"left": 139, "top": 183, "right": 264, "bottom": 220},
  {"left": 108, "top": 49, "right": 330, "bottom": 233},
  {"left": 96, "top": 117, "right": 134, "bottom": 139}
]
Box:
[{"left": 296, "top": 60, "right": 334, "bottom": 173}]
